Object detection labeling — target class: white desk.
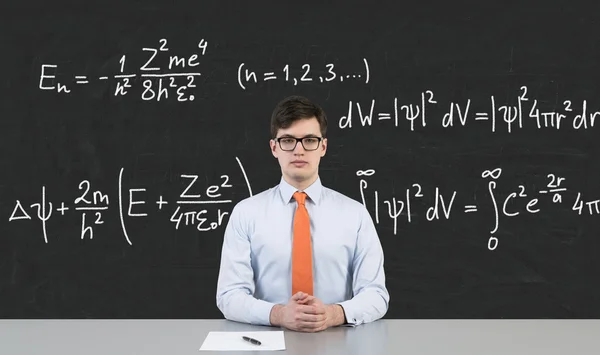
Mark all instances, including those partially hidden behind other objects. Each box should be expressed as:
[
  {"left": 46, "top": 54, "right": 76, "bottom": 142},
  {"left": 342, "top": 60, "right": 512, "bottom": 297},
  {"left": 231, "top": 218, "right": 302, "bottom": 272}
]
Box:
[{"left": 0, "top": 319, "right": 599, "bottom": 354}]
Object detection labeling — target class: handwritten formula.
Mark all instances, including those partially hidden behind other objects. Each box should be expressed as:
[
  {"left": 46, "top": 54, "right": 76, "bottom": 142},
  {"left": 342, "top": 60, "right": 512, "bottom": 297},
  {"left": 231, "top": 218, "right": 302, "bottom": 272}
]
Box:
[
  {"left": 8, "top": 158, "right": 252, "bottom": 245},
  {"left": 339, "top": 87, "right": 600, "bottom": 132},
  {"left": 357, "top": 167, "right": 599, "bottom": 250}
]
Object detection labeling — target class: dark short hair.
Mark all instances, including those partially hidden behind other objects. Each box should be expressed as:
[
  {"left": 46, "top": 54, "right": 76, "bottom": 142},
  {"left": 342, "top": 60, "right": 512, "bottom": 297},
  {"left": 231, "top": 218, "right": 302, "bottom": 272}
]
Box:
[{"left": 270, "top": 95, "right": 328, "bottom": 139}]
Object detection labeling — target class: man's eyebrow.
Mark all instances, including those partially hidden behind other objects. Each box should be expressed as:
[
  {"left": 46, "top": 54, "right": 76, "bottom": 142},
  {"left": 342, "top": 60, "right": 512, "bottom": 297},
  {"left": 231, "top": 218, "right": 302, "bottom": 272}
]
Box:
[{"left": 278, "top": 134, "right": 320, "bottom": 138}]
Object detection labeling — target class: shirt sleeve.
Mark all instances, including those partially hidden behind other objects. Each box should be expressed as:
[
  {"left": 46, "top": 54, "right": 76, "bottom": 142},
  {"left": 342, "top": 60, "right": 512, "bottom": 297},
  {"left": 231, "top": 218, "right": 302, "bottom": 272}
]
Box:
[
  {"left": 337, "top": 206, "right": 390, "bottom": 325},
  {"left": 216, "top": 202, "right": 277, "bottom": 325}
]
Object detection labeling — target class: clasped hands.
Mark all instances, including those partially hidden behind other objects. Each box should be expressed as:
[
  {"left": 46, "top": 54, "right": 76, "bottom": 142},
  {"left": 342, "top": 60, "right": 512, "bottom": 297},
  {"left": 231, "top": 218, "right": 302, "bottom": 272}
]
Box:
[{"left": 269, "top": 292, "right": 345, "bottom": 332}]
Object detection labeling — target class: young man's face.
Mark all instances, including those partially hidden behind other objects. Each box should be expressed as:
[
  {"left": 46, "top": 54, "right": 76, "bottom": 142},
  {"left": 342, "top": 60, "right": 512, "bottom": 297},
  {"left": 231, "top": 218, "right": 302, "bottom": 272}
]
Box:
[{"left": 270, "top": 117, "right": 327, "bottom": 186}]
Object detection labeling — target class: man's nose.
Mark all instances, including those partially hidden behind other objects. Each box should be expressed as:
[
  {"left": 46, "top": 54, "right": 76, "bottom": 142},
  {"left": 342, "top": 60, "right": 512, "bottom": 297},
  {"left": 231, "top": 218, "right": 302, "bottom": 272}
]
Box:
[{"left": 293, "top": 142, "right": 306, "bottom": 153}]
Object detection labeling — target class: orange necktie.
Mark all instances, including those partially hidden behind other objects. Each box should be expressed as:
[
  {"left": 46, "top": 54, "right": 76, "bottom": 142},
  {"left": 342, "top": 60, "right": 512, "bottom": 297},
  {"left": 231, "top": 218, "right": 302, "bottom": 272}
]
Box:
[{"left": 292, "top": 191, "right": 313, "bottom": 296}]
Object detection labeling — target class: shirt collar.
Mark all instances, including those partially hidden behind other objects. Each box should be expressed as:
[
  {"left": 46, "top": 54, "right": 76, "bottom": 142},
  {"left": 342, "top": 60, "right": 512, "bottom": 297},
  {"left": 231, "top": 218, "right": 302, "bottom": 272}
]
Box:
[{"left": 279, "top": 176, "right": 322, "bottom": 205}]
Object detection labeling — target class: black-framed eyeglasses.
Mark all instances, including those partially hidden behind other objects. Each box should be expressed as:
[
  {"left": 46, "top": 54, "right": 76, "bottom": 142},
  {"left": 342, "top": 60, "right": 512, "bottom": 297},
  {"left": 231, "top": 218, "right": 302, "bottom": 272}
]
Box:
[{"left": 274, "top": 136, "right": 324, "bottom": 151}]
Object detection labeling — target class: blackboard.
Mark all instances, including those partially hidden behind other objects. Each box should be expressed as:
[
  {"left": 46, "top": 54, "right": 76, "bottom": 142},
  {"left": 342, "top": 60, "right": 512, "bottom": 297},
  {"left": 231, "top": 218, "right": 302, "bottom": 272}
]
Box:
[{"left": 2, "top": 1, "right": 600, "bottom": 318}]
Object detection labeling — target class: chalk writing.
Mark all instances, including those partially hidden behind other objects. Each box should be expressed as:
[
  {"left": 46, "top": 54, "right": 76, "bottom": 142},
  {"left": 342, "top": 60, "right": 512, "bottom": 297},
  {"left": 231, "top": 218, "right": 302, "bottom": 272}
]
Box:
[
  {"left": 340, "top": 86, "right": 599, "bottom": 131},
  {"left": 38, "top": 38, "right": 207, "bottom": 102},
  {"left": 237, "top": 58, "right": 370, "bottom": 90},
  {"left": 8, "top": 157, "right": 252, "bottom": 245},
  {"left": 356, "top": 167, "right": 598, "bottom": 251}
]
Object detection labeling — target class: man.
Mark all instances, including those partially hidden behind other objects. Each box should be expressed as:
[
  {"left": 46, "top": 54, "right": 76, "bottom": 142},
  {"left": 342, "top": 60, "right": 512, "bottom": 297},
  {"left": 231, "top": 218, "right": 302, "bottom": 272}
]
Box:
[{"left": 216, "top": 95, "right": 389, "bottom": 332}]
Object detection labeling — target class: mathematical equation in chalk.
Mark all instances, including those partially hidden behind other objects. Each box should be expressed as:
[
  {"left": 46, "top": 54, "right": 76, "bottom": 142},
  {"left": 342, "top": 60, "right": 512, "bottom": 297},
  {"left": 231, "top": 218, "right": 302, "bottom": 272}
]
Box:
[
  {"left": 8, "top": 163, "right": 599, "bottom": 250},
  {"left": 356, "top": 167, "right": 600, "bottom": 250},
  {"left": 236, "top": 58, "right": 370, "bottom": 90},
  {"left": 39, "top": 38, "right": 208, "bottom": 102},
  {"left": 37, "top": 38, "right": 372, "bottom": 100},
  {"left": 7, "top": 158, "right": 253, "bottom": 245},
  {"left": 340, "top": 86, "right": 600, "bottom": 132}
]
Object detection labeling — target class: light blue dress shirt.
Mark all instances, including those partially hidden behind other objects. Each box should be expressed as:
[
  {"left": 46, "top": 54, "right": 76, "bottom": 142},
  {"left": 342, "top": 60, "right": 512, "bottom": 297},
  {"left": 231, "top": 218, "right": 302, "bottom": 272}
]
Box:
[{"left": 216, "top": 176, "right": 389, "bottom": 326}]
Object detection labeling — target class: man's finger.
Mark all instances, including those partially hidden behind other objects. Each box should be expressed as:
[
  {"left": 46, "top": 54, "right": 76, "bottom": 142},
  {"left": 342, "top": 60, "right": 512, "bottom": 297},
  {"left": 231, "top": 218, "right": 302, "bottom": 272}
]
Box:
[
  {"left": 296, "top": 295, "right": 315, "bottom": 304},
  {"left": 308, "top": 304, "right": 326, "bottom": 314},
  {"left": 316, "top": 322, "right": 328, "bottom": 332},
  {"left": 296, "top": 304, "right": 315, "bottom": 313},
  {"left": 295, "top": 312, "right": 323, "bottom": 323},
  {"left": 296, "top": 304, "right": 321, "bottom": 314},
  {"left": 292, "top": 292, "right": 308, "bottom": 301},
  {"left": 298, "top": 318, "right": 327, "bottom": 331},
  {"left": 297, "top": 319, "right": 326, "bottom": 331},
  {"left": 297, "top": 304, "right": 325, "bottom": 315},
  {"left": 307, "top": 312, "right": 326, "bottom": 321}
]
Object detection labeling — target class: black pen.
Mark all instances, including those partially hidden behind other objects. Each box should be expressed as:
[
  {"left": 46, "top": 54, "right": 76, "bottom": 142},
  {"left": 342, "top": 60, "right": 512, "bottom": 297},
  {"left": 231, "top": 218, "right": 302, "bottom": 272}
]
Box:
[{"left": 242, "top": 336, "right": 262, "bottom": 346}]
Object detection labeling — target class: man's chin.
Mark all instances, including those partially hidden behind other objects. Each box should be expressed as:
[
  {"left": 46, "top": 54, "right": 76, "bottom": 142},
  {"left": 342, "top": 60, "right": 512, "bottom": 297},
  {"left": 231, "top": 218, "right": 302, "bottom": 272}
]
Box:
[{"left": 287, "top": 172, "right": 311, "bottom": 181}]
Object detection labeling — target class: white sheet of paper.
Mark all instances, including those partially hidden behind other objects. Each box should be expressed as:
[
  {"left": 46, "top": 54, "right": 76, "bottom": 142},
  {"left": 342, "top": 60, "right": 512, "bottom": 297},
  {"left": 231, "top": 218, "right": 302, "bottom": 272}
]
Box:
[{"left": 199, "top": 331, "right": 286, "bottom": 351}]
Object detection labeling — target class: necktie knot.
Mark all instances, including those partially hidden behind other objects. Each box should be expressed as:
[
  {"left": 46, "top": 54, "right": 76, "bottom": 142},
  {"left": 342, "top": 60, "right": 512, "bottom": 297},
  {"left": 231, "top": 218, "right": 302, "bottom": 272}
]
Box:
[{"left": 293, "top": 191, "right": 307, "bottom": 205}]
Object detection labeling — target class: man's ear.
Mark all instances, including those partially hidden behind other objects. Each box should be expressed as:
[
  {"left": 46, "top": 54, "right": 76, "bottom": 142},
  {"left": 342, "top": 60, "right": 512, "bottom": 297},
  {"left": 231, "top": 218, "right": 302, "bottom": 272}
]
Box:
[
  {"left": 321, "top": 138, "right": 327, "bottom": 157},
  {"left": 270, "top": 139, "right": 278, "bottom": 158}
]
